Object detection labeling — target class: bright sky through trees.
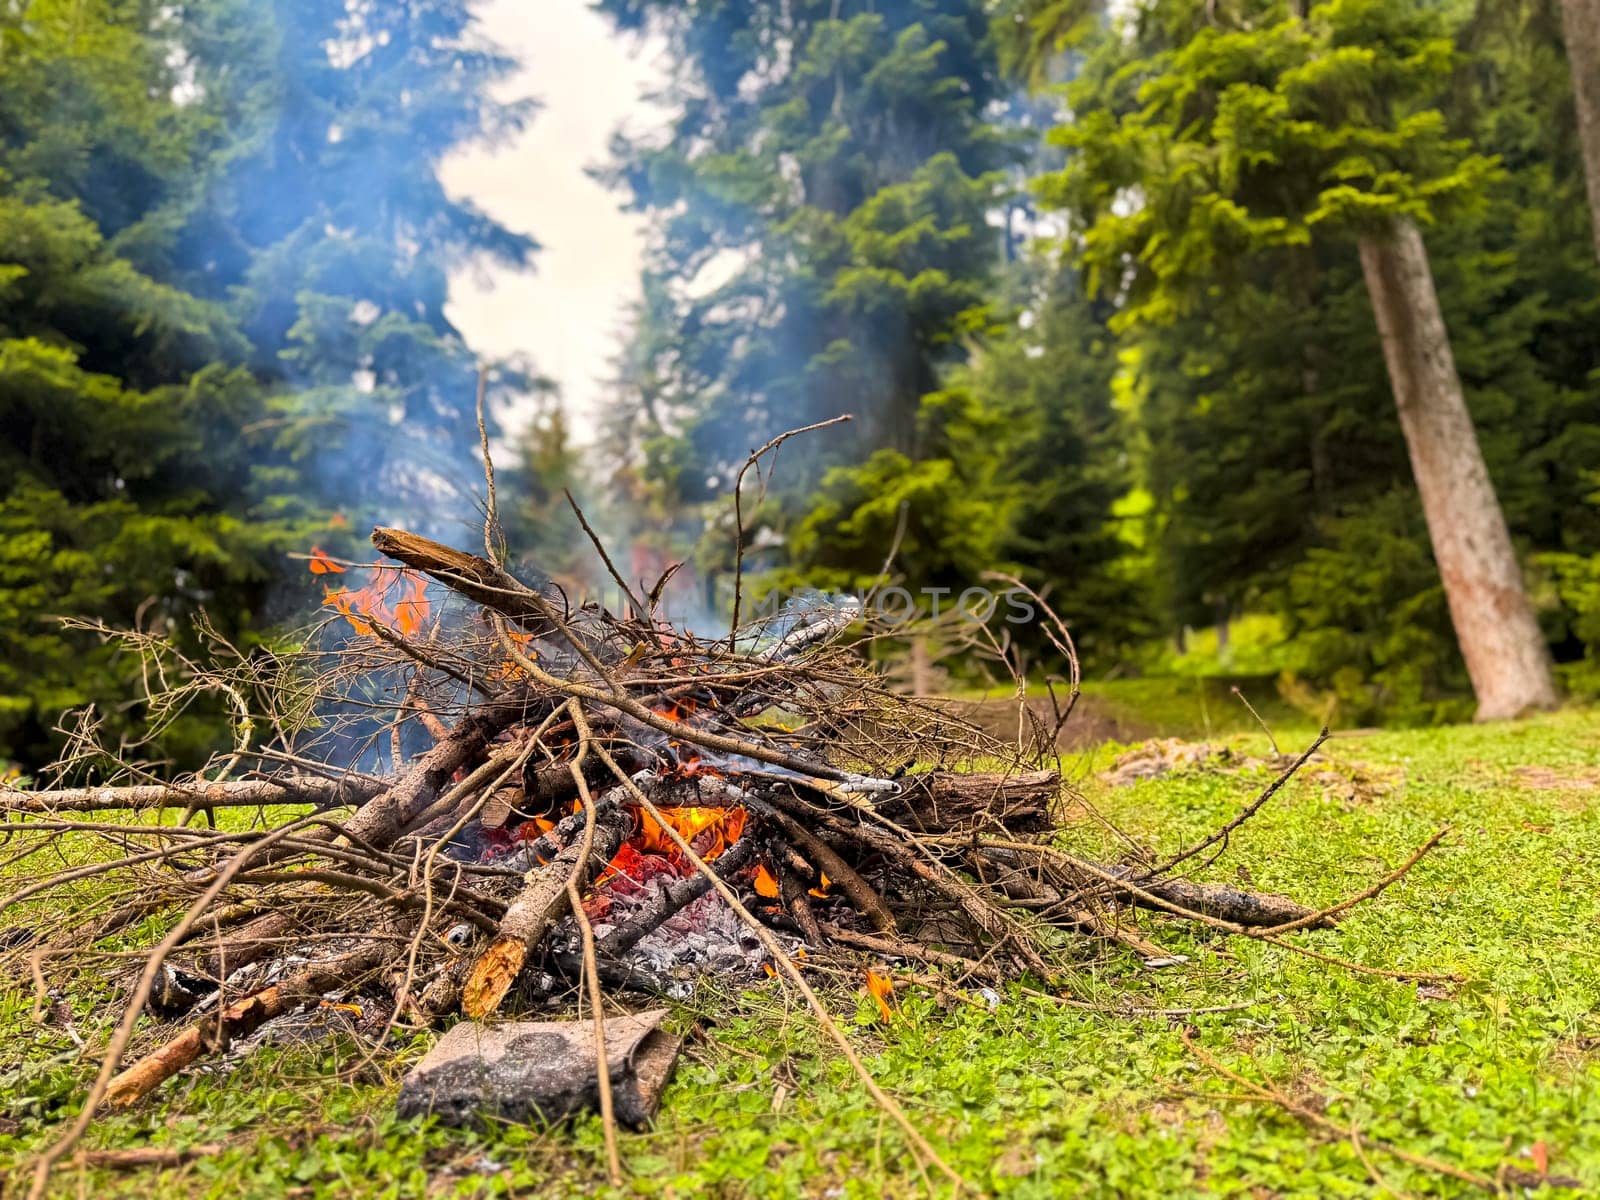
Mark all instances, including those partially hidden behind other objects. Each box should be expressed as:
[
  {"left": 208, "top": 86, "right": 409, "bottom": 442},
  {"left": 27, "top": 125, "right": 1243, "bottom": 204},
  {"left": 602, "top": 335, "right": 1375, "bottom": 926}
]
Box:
[{"left": 441, "top": 0, "right": 666, "bottom": 441}]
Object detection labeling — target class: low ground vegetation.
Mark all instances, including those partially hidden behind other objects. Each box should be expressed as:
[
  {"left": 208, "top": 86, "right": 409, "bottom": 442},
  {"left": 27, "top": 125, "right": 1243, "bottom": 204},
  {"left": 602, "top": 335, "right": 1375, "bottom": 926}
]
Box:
[{"left": 4, "top": 699, "right": 1595, "bottom": 1197}]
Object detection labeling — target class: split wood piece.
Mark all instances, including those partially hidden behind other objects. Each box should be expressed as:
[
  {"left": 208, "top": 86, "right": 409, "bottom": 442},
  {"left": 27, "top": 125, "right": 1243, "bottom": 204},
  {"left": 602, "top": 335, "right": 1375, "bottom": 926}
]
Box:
[
  {"left": 104, "top": 940, "right": 393, "bottom": 1108},
  {"left": 880, "top": 770, "right": 1058, "bottom": 834},
  {"left": 1, "top": 776, "right": 382, "bottom": 817},
  {"left": 461, "top": 804, "right": 630, "bottom": 1019},
  {"left": 371, "top": 526, "right": 563, "bottom": 638},
  {"left": 341, "top": 694, "right": 542, "bottom": 851},
  {"left": 596, "top": 835, "right": 760, "bottom": 959}
]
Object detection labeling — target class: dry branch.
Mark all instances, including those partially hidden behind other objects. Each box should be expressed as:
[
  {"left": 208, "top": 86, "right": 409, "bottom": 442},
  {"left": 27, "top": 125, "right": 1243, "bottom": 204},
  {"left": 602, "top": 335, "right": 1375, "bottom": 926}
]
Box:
[
  {"left": 2, "top": 777, "right": 380, "bottom": 816},
  {"left": 371, "top": 526, "right": 563, "bottom": 638}
]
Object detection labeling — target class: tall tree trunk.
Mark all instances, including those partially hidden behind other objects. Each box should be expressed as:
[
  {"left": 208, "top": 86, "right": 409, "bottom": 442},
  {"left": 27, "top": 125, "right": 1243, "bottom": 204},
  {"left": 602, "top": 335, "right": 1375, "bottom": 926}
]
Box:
[
  {"left": 1562, "top": 0, "right": 1600, "bottom": 262},
  {"left": 1357, "top": 218, "right": 1557, "bottom": 721}
]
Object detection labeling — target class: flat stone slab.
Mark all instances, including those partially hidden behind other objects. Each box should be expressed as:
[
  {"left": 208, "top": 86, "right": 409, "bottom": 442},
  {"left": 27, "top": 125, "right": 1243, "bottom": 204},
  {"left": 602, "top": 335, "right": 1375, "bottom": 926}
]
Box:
[{"left": 396, "top": 1009, "right": 680, "bottom": 1129}]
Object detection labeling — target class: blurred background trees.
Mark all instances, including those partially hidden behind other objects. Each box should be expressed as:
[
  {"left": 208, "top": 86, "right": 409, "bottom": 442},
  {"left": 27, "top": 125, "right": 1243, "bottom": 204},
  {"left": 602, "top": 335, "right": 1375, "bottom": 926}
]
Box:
[
  {"left": 3, "top": 0, "right": 1599, "bottom": 772},
  {"left": 0, "top": 0, "right": 533, "bottom": 768}
]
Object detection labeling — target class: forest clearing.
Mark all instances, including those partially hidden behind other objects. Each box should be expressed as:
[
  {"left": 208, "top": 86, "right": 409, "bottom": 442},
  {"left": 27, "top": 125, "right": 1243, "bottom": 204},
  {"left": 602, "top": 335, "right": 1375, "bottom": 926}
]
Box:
[{"left": 5, "top": 0, "right": 1600, "bottom": 1194}]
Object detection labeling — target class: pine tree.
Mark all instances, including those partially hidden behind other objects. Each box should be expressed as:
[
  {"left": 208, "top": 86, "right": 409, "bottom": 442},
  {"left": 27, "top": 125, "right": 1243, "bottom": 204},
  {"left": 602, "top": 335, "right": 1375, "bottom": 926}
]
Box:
[
  {"left": 0, "top": 0, "right": 541, "bottom": 769},
  {"left": 175, "top": 0, "right": 538, "bottom": 534},
  {"left": 0, "top": 1, "right": 293, "bottom": 767}
]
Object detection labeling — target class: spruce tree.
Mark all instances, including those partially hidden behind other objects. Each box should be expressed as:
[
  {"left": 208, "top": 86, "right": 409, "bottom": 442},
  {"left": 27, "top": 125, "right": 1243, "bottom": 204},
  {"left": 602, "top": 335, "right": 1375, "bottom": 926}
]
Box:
[{"left": 595, "top": 1, "right": 1014, "bottom": 588}]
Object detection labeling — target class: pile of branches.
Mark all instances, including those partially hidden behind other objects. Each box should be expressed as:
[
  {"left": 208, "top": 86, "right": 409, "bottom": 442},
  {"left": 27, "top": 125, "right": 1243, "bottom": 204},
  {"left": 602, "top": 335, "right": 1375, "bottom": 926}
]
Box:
[{"left": 3, "top": 505, "right": 1432, "bottom": 1189}]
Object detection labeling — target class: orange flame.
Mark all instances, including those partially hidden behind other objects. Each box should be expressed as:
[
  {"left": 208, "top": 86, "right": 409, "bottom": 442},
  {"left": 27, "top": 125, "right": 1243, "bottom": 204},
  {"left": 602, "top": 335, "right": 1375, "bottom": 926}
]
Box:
[
  {"left": 753, "top": 864, "right": 781, "bottom": 898},
  {"left": 637, "top": 804, "right": 746, "bottom": 860},
  {"left": 308, "top": 547, "right": 345, "bottom": 575},
  {"left": 492, "top": 628, "right": 538, "bottom": 680},
  {"left": 865, "top": 970, "right": 895, "bottom": 1022},
  {"left": 312, "top": 557, "right": 432, "bottom": 639}
]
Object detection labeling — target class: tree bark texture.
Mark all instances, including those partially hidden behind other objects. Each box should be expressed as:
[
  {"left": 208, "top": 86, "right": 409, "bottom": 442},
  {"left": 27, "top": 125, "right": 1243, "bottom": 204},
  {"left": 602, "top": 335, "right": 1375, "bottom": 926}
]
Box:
[
  {"left": 1562, "top": 0, "right": 1600, "bottom": 262},
  {"left": 1357, "top": 218, "right": 1557, "bottom": 720}
]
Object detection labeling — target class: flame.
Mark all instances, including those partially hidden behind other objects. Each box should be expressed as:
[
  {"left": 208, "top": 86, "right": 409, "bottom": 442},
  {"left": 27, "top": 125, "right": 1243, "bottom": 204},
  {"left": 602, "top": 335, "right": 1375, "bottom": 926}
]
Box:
[
  {"left": 492, "top": 627, "right": 538, "bottom": 680},
  {"left": 312, "top": 557, "right": 432, "bottom": 639},
  {"left": 308, "top": 547, "right": 345, "bottom": 575},
  {"left": 808, "top": 871, "right": 832, "bottom": 899},
  {"left": 753, "top": 864, "right": 780, "bottom": 898},
  {"left": 865, "top": 970, "right": 895, "bottom": 1022},
  {"left": 637, "top": 804, "right": 746, "bottom": 860}
]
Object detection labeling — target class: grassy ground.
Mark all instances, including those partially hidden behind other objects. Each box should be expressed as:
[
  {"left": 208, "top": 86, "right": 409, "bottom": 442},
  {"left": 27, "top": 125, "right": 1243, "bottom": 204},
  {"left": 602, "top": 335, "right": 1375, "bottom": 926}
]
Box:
[{"left": 4, "top": 706, "right": 1599, "bottom": 1197}]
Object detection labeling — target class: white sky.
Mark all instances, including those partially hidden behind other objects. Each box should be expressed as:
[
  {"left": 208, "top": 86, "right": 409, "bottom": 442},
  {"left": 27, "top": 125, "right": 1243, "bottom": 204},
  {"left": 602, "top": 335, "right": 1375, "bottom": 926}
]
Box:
[{"left": 441, "top": 0, "right": 667, "bottom": 442}]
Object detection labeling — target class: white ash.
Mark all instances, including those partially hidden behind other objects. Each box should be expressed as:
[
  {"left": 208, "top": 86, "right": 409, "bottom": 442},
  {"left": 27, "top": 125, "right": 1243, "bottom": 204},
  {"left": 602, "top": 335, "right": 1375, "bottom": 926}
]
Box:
[{"left": 553, "top": 870, "right": 789, "bottom": 1000}]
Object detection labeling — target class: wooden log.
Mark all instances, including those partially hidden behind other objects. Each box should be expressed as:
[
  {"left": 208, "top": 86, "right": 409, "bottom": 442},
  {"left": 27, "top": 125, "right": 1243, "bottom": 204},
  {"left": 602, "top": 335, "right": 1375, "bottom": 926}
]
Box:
[
  {"left": 341, "top": 695, "right": 544, "bottom": 851},
  {"left": 1, "top": 776, "right": 382, "bottom": 817},
  {"left": 1127, "top": 874, "right": 1335, "bottom": 930},
  {"left": 371, "top": 526, "right": 562, "bottom": 638},
  {"left": 104, "top": 939, "right": 393, "bottom": 1108},
  {"left": 881, "top": 770, "right": 1057, "bottom": 834},
  {"left": 461, "top": 803, "right": 630, "bottom": 1019}
]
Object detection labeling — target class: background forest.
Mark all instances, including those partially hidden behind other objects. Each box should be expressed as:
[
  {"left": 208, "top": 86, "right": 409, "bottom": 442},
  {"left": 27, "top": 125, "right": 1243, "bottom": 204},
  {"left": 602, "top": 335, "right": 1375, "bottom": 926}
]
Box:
[{"left": 3, "top": 0, "right": 1598, "bottom": 777}]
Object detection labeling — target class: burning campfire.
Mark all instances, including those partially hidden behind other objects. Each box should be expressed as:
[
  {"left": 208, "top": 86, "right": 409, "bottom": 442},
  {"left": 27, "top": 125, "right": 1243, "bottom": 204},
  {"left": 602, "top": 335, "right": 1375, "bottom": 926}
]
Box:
[{"left": 5, "top": 491, "right": 1425, "bottom": 1185}]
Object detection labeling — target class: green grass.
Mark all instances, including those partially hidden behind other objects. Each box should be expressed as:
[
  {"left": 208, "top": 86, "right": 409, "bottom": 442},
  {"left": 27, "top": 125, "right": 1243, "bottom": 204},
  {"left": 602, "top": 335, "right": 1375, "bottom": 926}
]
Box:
[{"left": 4, "top": 708, "right": 1599, "bottom": 1197}]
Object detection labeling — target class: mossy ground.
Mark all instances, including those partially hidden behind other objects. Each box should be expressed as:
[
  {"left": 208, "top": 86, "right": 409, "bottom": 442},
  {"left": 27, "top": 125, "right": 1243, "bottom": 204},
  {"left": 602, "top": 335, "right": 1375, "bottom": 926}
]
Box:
[{"left": 3, "top": 704, "right": 1598, "bottom": 1197}]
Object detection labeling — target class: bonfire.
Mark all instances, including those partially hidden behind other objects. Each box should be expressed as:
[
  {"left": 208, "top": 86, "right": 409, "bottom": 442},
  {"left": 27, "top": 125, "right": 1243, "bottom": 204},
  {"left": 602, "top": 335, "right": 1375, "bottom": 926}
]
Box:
[{"left": 2, "top": 427, "right": 1439, "bottom": 1191}]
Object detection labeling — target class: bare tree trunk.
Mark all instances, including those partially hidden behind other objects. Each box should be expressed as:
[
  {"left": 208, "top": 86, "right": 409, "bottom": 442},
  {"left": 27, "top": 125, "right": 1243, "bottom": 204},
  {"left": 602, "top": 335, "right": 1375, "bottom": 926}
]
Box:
[
  {"left": 1562, "top": 0, "right": 1600, "bottom": 262},
  {"left": 1357, "top": 219, "right": 1557, "bottom": 720}
]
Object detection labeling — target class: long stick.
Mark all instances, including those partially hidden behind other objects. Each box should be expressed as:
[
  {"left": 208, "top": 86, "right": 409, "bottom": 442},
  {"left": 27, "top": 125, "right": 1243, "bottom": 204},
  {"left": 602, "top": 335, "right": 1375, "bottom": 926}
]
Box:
[{"left": 2, "top": 777, "right": 381, "bottom": 816}]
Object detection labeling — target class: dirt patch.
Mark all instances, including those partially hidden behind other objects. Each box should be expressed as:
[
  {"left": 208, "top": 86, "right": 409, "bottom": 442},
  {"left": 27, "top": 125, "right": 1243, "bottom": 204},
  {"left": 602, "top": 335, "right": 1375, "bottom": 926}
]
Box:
[{"left": 1511, "top": 765, "right": 1600, "bottom": 795}]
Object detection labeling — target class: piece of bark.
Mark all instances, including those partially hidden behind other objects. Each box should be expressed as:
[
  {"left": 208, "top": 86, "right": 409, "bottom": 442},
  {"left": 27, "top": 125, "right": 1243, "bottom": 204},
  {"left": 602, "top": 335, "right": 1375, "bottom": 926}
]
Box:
[
  {"left": 370, "top": 527, "right": 562, "bottom": 638},
  {"left": 1, "top": 776, "right": 381, "bottom": 817},
  {"left": 104, "top": 939, "right": 393, "bottom": 1107},
  {"left": 396, "top": 1010, "right": 680, "bottom": 1129},
  {"left": 461, "top": 804, "right": 630, "bottom": 1018}
]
